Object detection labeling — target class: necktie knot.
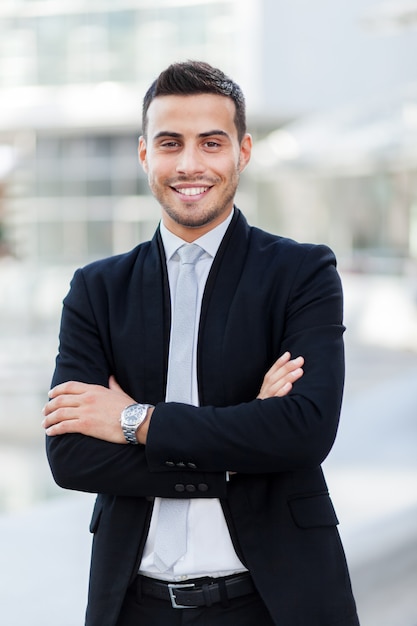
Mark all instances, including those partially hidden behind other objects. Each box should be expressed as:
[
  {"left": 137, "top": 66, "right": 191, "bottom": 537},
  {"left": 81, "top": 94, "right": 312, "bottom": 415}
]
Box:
[{"left": 177, "top": 243, "right": 204, "bottom": 266}]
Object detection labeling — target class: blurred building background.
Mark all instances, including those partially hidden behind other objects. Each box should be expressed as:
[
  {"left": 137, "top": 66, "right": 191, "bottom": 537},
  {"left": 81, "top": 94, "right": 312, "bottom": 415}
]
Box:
[
  {"left": 0, "top": 1, "right": 417, "bottom": 625},
  {"left": 1, "top": 0, "right": 417, "bottom": 267}
]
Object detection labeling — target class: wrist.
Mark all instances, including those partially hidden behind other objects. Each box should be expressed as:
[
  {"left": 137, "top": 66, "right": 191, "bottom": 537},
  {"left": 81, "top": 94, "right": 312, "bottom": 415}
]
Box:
[
  {"left": 120, "top": 403, "right": 154, "bottom": 444},
  {"left": 135, "top": 406, "right": 153, "bottom": 444}
]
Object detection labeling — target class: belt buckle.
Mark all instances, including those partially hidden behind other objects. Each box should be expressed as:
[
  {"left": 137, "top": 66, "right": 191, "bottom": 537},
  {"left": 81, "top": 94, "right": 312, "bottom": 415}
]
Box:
[{"left": 168, "top": 583, "right": 198, "bottom": 609}]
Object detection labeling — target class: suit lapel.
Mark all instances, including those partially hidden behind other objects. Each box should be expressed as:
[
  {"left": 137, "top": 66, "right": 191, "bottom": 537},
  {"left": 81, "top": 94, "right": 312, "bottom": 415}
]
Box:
[
  {"left": 198, "top": 209, "right": 250, "bottom": 406},
  {"left": 133, "top": 229, "right": 171, "bottom": 405}
]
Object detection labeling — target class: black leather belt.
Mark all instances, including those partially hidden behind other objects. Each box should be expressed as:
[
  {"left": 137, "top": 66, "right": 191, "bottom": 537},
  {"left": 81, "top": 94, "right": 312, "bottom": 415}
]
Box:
[{"left": 139, "top": 573, "right": 255, "bottom": 609}]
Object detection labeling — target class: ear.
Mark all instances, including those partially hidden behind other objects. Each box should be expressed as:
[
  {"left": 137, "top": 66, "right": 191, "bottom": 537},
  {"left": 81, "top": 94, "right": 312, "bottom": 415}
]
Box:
[
  {"left": 138, "top": 136, "right": 148, "bottom": 173},
  {"left": 238, "top": 133, "right": 252, "bottom": 173}
]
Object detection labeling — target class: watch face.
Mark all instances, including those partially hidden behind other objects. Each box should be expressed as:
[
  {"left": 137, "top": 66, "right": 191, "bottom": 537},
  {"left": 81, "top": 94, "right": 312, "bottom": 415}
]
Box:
[
  {"left": 124, "top": 406, "right": 139, "bottom": 425},
  {"left": 121, "top": 404, "right": 150, "bottom": 444},
  {"left": 125, "top": 413, "right": 138, "bottom": 426}
]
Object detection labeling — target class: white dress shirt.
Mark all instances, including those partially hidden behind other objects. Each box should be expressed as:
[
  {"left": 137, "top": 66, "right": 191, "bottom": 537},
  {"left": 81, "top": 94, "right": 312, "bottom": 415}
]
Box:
[{"left": 139, "top": 210, "right": 247, "bottom": 581}]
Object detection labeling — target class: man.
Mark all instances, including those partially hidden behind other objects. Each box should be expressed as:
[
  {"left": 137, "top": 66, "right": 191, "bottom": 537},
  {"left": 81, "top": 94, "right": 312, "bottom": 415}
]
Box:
[{"left": 42, "top": 61, "right": 359, "bottom": 626}]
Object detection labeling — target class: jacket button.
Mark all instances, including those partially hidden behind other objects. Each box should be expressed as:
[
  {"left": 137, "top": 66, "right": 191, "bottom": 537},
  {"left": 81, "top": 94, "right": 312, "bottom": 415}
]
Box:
[
  {"left": 176, "top": 462, "right": 186, "bottom": 468},
  {"left": 198, "top": 483, "right": 209, "bottom": 492},
  {"left": 187, "top": 462, "right": 197, "bottom": 469},
  {"left": 165, "top": 461, "right": 175, "bottom": 467},
  {"left": 174, "top": 484, "right": 185, "bottom": 492},
  {"left": 185, "top": 484, "right": 196, "bottom": 493}
]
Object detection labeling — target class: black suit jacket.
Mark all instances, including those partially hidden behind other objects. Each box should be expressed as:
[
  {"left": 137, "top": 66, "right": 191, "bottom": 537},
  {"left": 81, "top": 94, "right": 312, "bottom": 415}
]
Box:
[{"left": 47, "top": 209, "right": 359, "bottom": 626}]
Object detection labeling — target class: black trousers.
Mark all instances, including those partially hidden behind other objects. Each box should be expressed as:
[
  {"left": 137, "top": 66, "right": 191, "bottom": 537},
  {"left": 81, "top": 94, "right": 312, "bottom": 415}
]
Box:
[{"left": 116, "top": 577, "right": 275, "bottom": 626}]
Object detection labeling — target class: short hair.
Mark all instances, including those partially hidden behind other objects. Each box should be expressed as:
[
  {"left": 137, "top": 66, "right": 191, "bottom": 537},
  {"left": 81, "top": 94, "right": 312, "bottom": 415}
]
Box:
[{"left": 142, "top": 61, "right": 247, "bottom": 142}]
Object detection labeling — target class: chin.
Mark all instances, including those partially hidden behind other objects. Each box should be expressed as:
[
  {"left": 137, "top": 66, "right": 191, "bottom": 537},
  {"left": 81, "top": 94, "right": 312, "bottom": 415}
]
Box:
[{"left": 167, "top": 207, "right": 219, "bottom": 229}]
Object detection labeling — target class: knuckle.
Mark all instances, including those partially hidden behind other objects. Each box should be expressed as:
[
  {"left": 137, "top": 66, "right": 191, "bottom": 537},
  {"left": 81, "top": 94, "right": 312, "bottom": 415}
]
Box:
[
  {"left": 53, "top": 396, "right": 66, "bottom": 409},
  {"left": 84, "top": 389, "right": 99, "bottom": 406},
  {"left": 54, "top": 406, "right": 67, "bottom": 419}
]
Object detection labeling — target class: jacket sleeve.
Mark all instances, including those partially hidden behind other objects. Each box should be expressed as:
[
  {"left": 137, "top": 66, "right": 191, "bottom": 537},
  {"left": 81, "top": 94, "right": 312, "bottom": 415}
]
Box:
[
  {"left": 145, "top": 244, "right": 345, "bottom": 475},
  {"left": 45, "top": 268, "right": 228, "bottom": 499}
]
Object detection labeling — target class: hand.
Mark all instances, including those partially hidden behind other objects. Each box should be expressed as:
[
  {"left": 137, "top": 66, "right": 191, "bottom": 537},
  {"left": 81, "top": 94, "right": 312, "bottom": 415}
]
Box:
[
  {"left": 42, "top": 376, "right": 135, "bottom": 443},
  {"left": 257, "top": 352, "right": 304, "bottom": 399}
]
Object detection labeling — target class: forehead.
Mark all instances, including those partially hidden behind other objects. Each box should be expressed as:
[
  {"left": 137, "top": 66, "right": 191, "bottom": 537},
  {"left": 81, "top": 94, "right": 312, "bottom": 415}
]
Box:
[{"left": 145, "top": 93, "right": 238, "bottom": 138}]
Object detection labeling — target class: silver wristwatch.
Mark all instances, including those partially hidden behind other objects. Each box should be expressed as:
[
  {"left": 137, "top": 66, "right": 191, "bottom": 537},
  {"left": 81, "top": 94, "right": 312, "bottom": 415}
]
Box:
[{"left": 120, "top": 403, "right": 153, "bottom": 444}]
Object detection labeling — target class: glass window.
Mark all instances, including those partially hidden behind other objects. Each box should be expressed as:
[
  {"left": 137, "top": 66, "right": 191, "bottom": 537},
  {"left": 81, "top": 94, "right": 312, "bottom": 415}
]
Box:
[
  {"left": 62, "top": 220, "right": 87, "bottom": 261},
  {"left": 110, "top": 174, "right": 136, "bottom": 196},
  {"left": 37, "top": 16, "right": 68, "bottom": 84},
  {"left": 67, "top": 15, "right": 110, "bottom": 83},
  {"left": 108, "top": 10, "right": 136, "bottom": 82},
  {"left": 135, "top": 18, "right": 178, "bottom": 78},
  {"left": 37, "top": 221, "right": 64, "bottom": 261},
  {"left": 64, "top": 137, "right": 87, "bottom": 161},
  {"left": 37, "top": 137, "right": 61, "bottom": 160},
  {"left": 87, "top": 220, "right": 112, "bottom": 258},
  {"left": 86, "top": 136, "right": 111, "bottom": 158},
  {"left": 86, "top": 178, "right": 112, "bottom": 196},
  {"left": 36, "top": 177, "right": 62, "bottom": 197},
  {"left": 0, "top": 23, "right": 37, "bottom": 87},
  {"left": 61, "top": 176, "right": 86, "bottom": 197},
  {"left": 112, "top": 135, "right": 138, "bottom": 159}
]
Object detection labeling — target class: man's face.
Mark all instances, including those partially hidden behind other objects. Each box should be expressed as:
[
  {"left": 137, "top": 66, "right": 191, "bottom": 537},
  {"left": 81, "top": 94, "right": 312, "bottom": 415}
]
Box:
[{"left": 138, "top": 93, "right": 252, "bottom": 241}]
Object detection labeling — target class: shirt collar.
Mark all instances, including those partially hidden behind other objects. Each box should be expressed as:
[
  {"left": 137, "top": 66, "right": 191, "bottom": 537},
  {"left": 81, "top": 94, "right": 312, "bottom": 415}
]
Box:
[{"left": 159, "top": 208, "right": 234, "bottom": 262}]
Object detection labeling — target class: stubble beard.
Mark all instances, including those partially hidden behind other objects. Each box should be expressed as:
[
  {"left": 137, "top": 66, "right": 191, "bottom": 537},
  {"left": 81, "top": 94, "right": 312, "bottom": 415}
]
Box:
[{"left": 152, "top": 168, "right": 240, "bottom": 230}]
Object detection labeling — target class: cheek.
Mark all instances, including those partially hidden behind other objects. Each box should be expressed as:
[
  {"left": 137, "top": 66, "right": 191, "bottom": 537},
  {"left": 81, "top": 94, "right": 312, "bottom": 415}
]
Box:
[
  {"left": 146, "top": 167, "right": 165, "bottom": 192},
  {"left": 144, "top": 156, "right": 170, "bottom": 181}
]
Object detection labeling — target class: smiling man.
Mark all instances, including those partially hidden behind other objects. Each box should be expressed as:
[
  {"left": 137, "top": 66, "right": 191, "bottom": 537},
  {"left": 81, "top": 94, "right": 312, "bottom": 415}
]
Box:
[
  {"left": 43, "top": 61, "right": 359, "bottom": 626},
  {"left": 139, "top": 92, "right": 251, "bottom": 239}
]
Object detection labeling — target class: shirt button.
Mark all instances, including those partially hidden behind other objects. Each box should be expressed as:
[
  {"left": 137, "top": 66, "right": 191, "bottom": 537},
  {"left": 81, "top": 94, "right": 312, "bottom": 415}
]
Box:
[{"left": 174, "top": 483, "right": 185, "bottom": 492}]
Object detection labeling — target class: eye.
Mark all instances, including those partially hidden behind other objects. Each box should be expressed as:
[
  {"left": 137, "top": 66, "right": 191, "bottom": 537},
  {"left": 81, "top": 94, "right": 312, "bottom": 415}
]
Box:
[
  {"left": 204, "top": 140, "right": 221, "bottom": 149},
  {"left": 160, "top": 140, "right": 180, "bottom": 149}
]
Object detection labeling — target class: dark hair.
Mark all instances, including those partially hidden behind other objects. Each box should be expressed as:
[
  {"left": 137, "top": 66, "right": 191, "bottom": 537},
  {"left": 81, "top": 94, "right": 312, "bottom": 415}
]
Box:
[{"left": 142, "top": 61, "right": 247, "bottom": 142}]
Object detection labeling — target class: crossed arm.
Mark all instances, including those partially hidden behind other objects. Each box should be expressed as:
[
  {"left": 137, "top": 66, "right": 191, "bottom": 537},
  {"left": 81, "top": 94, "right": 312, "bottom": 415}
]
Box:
[{"left": 42, "top": 351, "right": 304, "bottom": 445}]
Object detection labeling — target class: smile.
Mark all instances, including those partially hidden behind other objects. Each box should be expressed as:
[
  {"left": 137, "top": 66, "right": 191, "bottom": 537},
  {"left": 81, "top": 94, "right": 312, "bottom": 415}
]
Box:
[{"left": 173, "top": 186, "right": 210, "bottom": 197}]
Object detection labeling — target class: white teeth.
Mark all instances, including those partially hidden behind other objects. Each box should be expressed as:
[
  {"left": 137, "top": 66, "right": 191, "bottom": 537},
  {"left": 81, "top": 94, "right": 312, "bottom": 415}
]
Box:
[{"left": 176, "top": 187, "right": 208, "bottom": 196}]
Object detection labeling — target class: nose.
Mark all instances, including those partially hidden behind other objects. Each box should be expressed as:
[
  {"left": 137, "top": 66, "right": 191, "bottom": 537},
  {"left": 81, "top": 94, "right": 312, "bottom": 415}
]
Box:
[{"left": 176, "top": 144, "right": 205, "bottom": 175}]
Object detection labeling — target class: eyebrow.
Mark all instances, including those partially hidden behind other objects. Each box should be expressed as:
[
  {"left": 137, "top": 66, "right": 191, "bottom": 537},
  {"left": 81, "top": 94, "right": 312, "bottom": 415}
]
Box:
[
  {"left": 199, "top": 130, "right": 230, "bottom": 139},
  {"left": 153, "top": 130, "right": 230, "bottom": 141}
]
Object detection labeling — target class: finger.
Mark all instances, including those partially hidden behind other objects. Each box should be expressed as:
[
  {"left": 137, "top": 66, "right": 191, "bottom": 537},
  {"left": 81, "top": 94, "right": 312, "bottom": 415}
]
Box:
[
  {"left": 277, "top": 356, "right": 304, "bottom": 378},
  {"left": 291, "top": 366, "right": 304, "bottom": 381},
  {"left": 48, "top": 380, "right": 89, "bottom": 399},
  {"left": 271, "top": 366, "right": 304, "bottom": 396},
  {"left": 267, "top": 351, "right": 291, "bottom": 374},
  {"left": 45, "top": 417, "right": 81, "bottom": 437},
  {"left": 43, "top": 392, "right": 81, "bottom": 417},
  {"left": 275, "top": 381, "right": 292, "bottom": 397},
  {"left": 263, "top": 357, "right": 304, "bottom": 389},
  {"left": 286, "top": 356, "right": 304, "bottom": 371},
  {"left": 267, "top": 354, "right": 304, "bottom": 379},
  {"left": 277, "top": 365, "right": 304, "bottom": 387},
  {"left": 42, "top": 405, "right": 78, "bottom": 429}
]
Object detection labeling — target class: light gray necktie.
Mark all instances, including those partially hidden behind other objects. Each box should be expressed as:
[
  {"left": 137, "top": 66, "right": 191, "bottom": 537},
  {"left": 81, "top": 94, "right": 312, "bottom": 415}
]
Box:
[{"left": 153, "top": 243, "right": 204, "bottom": 572}]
